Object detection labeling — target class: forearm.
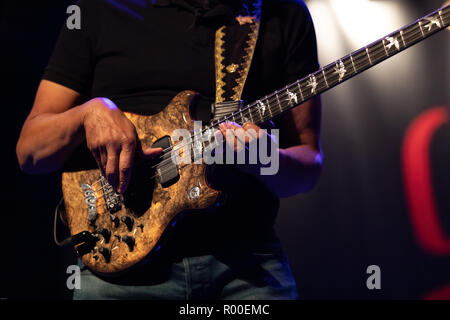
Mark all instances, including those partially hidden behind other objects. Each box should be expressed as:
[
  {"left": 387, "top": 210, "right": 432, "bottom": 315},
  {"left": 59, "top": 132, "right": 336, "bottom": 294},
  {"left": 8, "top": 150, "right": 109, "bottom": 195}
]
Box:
[
  {"left": 16, "top": 104, "right": 87, "bottom": 174},
  {"left": 240, "top": 145, "right": 322, "bottom": 198}
]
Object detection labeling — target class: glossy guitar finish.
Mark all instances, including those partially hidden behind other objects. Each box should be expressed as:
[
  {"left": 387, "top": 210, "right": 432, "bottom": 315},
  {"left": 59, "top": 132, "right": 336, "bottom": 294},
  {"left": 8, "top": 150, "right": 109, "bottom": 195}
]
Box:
[{"left": 61, "top": 91, "right": 220, "bottom": 275}]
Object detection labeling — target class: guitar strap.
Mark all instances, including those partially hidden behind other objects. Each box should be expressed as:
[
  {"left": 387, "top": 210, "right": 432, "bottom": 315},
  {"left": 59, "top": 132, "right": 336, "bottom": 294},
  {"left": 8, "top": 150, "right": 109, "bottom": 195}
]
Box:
[{"left": 211, "top": 0, "right": 262, "bottom": 120}]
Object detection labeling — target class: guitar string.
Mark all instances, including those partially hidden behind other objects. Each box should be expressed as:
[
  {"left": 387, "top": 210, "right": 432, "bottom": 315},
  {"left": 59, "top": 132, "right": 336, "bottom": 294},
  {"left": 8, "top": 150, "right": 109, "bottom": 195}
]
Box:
[
  {"left": 130, "top": 23, "right": 429, "bottom": 177},
  {"left": 140, "top": 15, "right": 449, "bottom": 180},
  {"left": 81, "top": 11, "right": 448, "bottom": 191},
  {"left": 93, "top": 17, "right": 446, "bottom": 190},
  {"left": 154, "top": 13, "right": 447, "bottom": 166},
  {"left": 81, "top": 12, "right": 449, "bottom": 203},
  {"left": 81, "top": 17, "right": 444, "bottom": 193},
  {"left": 128, "top": 18, "right": 443, "bottom": 173},
  {"left": 151, "top": 7, "right": 449, "bottom": 165}
]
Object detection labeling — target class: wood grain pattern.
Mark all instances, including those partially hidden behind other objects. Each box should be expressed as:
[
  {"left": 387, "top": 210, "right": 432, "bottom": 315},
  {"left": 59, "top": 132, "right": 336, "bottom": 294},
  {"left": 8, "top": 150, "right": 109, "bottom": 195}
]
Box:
[{"left": 61, "top": 91, "right": 221, "bottom": 275}]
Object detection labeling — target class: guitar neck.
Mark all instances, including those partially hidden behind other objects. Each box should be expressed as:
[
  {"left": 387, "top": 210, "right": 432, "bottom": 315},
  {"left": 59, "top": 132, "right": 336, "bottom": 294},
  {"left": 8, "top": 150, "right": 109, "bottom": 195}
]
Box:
[{"left": 210, "top": 4, "right": 449, "bottom": 128}]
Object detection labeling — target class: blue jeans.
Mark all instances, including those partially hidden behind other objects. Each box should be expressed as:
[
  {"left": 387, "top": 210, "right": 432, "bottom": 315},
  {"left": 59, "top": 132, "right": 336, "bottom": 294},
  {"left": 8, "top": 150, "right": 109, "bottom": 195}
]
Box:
[{"left": 73, "top": 241, "right": 299, "bottom": 300}]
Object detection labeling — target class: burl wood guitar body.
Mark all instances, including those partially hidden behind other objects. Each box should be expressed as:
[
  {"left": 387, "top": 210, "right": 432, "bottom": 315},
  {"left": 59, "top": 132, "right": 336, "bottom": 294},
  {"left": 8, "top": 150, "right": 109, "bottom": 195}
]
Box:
[{"left": 61, "top": 91, "right": 220, "bottom": 275}]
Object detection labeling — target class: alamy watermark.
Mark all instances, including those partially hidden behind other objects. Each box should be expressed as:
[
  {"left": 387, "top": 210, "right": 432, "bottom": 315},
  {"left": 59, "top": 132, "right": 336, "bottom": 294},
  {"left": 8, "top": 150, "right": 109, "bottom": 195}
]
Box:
[
  {"left": 66, "top": 5, "right": 81, "bottom": 30},
  {"left": 66, "top": 265, "right": 81, "bottom": 290},
  {"left": 366, "top": 265, "right": 381, "bottom": 290}
]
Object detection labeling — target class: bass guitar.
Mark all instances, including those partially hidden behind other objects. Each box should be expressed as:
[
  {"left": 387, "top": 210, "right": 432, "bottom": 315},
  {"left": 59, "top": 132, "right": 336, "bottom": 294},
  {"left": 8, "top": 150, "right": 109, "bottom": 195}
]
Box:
[{"left": 59, "top": 5, "right": 449, "bottom": 275}]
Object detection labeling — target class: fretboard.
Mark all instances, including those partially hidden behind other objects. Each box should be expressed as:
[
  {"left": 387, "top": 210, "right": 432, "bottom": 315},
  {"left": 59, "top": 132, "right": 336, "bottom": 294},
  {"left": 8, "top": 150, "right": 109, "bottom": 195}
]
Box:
[{"left": 208, "top": 4, "right": 449, "bottom": 129}]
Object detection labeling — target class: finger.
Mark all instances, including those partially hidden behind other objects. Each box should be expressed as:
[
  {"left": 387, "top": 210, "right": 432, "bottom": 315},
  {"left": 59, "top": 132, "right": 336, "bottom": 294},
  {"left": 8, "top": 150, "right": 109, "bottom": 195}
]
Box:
[
  {"left": 91, "top": 149, "right": 104, "bottom": 175},
  {"left": 227, "top": 122, "right": 242, "bottom": 130},
  {"left": 243, "top": 122, "right": 263, "bottom": 144},
  {"left": 117, "top": 144, "right": 135, "bottom": 194},
  {"left": 105, "top": 145, "right": 120, "bottom": 190},
  {"left": 139, "top": 146, "right": 163, "bottom": 159},
  {"left": 226, "top": 122, "right": 249, "bottom": 151},
  {"left": 231, "top": 125, "right": 249, "bottom": 152},
  {"left": 219, "top": 123, "right": 238, "bottom": 152},
  {"left": 243, "top": 122, "right": 262, "bottom": 136},
  {"left": 219, "top": 123, "right": 228, "bottom": 137}
]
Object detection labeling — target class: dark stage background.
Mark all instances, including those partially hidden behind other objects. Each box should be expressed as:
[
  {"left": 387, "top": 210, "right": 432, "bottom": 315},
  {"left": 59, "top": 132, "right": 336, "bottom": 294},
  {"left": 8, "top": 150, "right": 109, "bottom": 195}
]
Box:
[{"left": 3, "top": 0, "right": 449, "bottom": 299}]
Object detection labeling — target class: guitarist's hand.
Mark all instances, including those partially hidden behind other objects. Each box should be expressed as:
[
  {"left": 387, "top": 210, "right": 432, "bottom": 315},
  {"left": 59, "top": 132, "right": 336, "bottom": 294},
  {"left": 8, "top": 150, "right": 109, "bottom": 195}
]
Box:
[
  {"left": 82, "top": 98, "right": 162, "bottom": 193},
  {"left": 218, "top": 121, "right": 271, "bottom": 153}
]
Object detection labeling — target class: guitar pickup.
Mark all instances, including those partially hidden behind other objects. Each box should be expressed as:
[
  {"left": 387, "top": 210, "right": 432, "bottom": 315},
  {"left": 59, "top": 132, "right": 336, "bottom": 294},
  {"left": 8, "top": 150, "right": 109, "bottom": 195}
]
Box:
[{"left": 152, "top": 136, "right": 180, "bottom": 188}]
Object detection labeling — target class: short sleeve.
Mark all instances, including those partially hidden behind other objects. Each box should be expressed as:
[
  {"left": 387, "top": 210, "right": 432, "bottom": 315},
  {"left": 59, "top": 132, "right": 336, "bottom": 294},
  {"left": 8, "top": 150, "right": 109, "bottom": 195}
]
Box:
[
  {"left": 281, "top": 0, "right": 319, "bottom": 83},
  {"left": 42, "top": 0, "right": 95, "bottom": 96}
]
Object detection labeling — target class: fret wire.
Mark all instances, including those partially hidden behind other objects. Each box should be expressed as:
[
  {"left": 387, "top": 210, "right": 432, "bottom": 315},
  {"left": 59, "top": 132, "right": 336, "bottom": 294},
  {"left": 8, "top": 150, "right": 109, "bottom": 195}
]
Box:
[
  {"left": 298, "top": 28, "right": 412, "bottom": 104},
  {"left": 438, "top": 10, "right": 445, "bottom": 26},
  {"left": 250, "top": 108, "right": 258, "bottom": 124},
  {"left": 354, "top": 51, "right": 376, "bottom": 70},
  {"left": 349, "top": 55, "right": 357, "bottom": 72},
  {"left": 263, "top": 100, "right": 275, "bottom": 121},
  {"left": 372, "top": 42, "right": 388, "bottom": 61},
  {"left": 322, "top": 69, "right": 329, "bottom": 87},
  {"left": 372, "top": 48, "right": 389, "bottom": 60},
  {"left": 248, "top": 109, "right": 256, "bottom": 124},
  {"left": 255, "top": 99, "right": 270, "bottom": 122},
  {"left": 365, "top": 47, "right": 372, "bottom": 65},
  {"left": 400, "top": 30, "right": 406, "bottom": 47},
  {"left": 352, "top": 50, "right": 370, "bottom": 70},
  {"left": 317, "top": 71, "right": 327, "bottom": 91},
  {"left": 275, "top": 90, "right": 282, "bottom": 113},
  {"left": 255, "top": 101, "right": 262, "bottom": 123},
  {"left": 296, "top": 81, "right": 304, "bottom": 101},
  {"left": 195, "top": 10, "right": 442, "bottom": 141},
  {"left": 382, "top": 39, "right": 389, "bottom": 56},
  {"left": 418, "top": 21, "right": 425, "bottom": 37},
  {"left": 294, "top": 83, "right": 305, "bottom": 103},
  {"left": 322, "top": 65, "right": 338, "bottom": 85},
  {"left": 237, "top": 111, "right": 244, "bottom": 124},
  {"left": 262, "top": 100, "right": 269, "bottom": 121},
  {"left": 207, "top": 12, "right": 445, "bottom": 133},
  {"left": 274, "top": 23, "right": 423, "bottom": 112},
  {"left": 285, "top": 85, "right": 294, "bottom": 105},
  {"left": 404, "top": 24, "right": 430, "bottom": 42},
  {"left": 354, "top": 55, "right": 371, "bottom": 69},
  {"left": 247, "top": 107, "right": 254, "bottom": 123},
  {"left": 402, "top": 24, "right": 419, "bottom": 44},
  {"left": 265, "top": 96, "right": 273, "bottom": 118}
]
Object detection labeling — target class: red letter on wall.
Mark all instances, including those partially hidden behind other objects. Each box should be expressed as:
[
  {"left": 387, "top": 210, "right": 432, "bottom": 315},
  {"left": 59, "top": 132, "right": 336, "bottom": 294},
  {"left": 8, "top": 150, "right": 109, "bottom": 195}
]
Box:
[{"left": 402, "top": 106, "right": 450, "bottom": 255}]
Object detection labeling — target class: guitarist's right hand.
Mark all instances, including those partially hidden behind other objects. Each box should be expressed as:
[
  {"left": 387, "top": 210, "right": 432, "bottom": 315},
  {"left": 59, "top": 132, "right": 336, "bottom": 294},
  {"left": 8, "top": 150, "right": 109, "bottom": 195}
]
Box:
[{"left": 82, "top": 98, "right": 162, "bottom": 193}]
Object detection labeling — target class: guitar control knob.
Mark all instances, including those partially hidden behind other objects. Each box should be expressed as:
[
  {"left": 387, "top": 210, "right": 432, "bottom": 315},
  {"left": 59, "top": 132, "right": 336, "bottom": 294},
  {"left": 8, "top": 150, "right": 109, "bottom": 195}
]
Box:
[
  {"left": 122, "top": 236, "right": 135, "bottom": 251},
  {"left": 121, "top": 216, "right": 134, "bottom": 231},
  {"left": 97, "top": 228, "right": 111, "bottom": 243},
  {"left": 110, "top": 214, "right": 120, "bottom": 228},
  {"left": 98, "top": 247, "right": 111, "bottom": 263}
]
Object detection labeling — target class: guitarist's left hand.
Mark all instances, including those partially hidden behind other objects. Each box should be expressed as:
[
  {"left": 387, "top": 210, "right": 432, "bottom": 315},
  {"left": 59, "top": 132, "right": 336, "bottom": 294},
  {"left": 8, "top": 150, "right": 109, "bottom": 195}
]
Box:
[{"left": 217, "top": 97, "right": 323, "bottom": 198}]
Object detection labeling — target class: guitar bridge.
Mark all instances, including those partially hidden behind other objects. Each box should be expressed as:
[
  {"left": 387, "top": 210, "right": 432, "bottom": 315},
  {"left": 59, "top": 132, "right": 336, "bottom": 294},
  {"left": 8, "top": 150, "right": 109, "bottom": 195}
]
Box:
[{"left": 99, "top": 175, "right": 122, "bottom": 213}]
